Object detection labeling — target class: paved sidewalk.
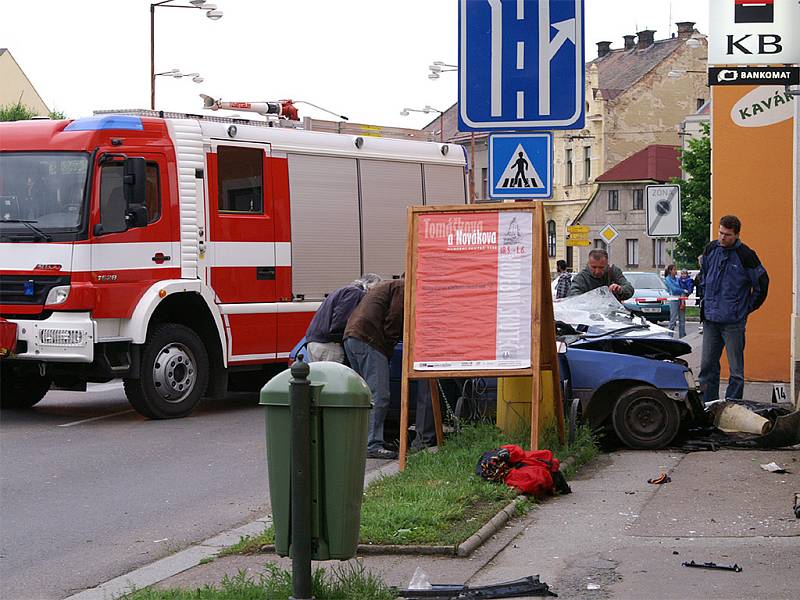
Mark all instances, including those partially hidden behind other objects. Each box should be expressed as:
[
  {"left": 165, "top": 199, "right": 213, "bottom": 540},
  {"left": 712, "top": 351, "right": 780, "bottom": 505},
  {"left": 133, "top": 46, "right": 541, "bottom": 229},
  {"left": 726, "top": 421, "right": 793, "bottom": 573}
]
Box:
[
  {"left": 68, "top": 446, "right": 799, "bottom": 600},
  {"left": 66, "top": 331, "right": 799, "bottom": 599}
]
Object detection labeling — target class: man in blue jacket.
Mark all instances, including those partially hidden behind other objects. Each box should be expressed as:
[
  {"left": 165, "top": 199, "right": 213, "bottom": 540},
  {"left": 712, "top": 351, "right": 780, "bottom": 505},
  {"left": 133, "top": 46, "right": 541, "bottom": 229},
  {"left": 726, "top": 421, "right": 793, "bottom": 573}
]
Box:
[
  {"left": 698, "top": 215, "right": 769, "bottom": 401},
  {"left": 305, "top": 274, "right": 382, "bottom": 363}
]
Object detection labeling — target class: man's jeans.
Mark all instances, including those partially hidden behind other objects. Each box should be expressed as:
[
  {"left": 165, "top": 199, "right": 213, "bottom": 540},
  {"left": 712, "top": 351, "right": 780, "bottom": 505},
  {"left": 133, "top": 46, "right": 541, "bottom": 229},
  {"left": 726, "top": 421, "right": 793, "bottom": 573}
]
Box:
[
  {"left": 344, "top": 337, "right": 390, "bottom": 452},
  {"left": 699, "top": 320, "right": 746, "bottom": 401},
  {"left": 668, "top": 300, "right": 686, "bottom": 338}
]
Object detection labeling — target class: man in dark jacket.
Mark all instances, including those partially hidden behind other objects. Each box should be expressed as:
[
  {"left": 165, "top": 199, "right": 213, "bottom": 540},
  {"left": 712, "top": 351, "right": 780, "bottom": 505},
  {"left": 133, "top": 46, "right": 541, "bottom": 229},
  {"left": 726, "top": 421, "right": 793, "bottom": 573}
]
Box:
[
  {"left": 305, "top": 274, "right": 381, "bottom": 363},
  {"left": 344, "top": 278, "right": 405, "bottom": 459},
  {"left": 568, "top": 249, "right": 634, "bottom": 301},
  {"left": 698, "top": 215, "right": 769, "bottom": 401}
]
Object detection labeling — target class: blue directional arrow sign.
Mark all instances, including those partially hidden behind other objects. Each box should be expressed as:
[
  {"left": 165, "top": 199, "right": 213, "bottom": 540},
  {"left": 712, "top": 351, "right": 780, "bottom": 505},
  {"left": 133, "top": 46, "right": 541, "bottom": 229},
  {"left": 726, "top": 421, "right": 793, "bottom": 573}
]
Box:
[
  {"left": 489, "top": 133, "right": 552, "bottom": 198},
  {"left": 459, "top": 0, "right": 585, "bottom": 130}
]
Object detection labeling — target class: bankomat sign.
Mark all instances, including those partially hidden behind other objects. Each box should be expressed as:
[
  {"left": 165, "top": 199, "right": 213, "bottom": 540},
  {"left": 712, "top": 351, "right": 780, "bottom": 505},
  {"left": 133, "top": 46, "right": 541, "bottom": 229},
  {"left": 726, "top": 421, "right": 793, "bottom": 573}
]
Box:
[{"left": 708, "top": 0, "right": 800, "bottom": 65}]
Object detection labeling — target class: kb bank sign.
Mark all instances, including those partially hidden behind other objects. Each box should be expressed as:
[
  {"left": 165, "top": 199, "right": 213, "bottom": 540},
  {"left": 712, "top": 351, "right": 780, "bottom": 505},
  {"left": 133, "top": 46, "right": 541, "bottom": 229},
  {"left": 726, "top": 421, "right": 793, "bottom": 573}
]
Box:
[{"left": 709, "top": 0, "right": 800, "bottom": 65}]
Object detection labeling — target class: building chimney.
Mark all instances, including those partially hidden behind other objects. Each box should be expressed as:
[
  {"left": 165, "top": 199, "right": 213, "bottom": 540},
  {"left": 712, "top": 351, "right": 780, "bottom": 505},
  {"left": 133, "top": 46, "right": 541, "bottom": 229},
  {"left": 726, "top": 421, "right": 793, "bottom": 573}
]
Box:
[
  {"left": 596, "top": 41, "right": 612, "bottom": 58},
  {"left": 636, "top": 29, "right": 656, "bottom": 50},
  {"left": 623, "top": 35, "right": 636, "bottom": 50},
  {"left": 676, "top": 21, "right": 695, "bottom": 39}
]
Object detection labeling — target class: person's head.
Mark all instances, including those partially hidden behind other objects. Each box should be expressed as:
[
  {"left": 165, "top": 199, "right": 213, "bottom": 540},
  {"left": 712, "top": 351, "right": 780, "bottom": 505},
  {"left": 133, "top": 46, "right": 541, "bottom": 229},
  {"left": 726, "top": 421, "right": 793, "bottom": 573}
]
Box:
[
  {"left": 353, "top": 273, "right": 383, "bottom": 290},
  {"left": 664, "top": 264, "right": 676, "bottom": 278},
  {"left": 680, "top": 268, "right": 689, "bottom": 277},
  {"left": 556, "top": 259, "right": 567, "bottom": 273},
  {"left": 718, "top": 215, "right": 741, "bottom": 248},
  {"left": 587, "top": 249, "right": 609, "bottom": 278}
]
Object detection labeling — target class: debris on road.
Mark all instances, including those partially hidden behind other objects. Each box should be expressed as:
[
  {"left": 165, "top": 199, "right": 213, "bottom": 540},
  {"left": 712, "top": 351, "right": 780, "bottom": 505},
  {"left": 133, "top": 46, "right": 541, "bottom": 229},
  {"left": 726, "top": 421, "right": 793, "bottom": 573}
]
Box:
[
  {"left": 396, "top": 574, "right": 558, "bottom": 598},
  {"left": 759, "top": 462, "right": 789, "bottom": 474},
  {"left": 682, "top": 560, "right": 742, "bottom": 573},
  {"left": 647, "top": 473, "right": 672, "bottom": 484}
]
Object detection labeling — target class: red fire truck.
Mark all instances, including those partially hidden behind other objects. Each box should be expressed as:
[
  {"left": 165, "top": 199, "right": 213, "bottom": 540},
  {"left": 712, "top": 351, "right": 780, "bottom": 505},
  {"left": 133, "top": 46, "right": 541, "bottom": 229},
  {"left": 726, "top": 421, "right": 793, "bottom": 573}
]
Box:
[{"left": 0, "top": 108, "right": 467, "bottom": 418}]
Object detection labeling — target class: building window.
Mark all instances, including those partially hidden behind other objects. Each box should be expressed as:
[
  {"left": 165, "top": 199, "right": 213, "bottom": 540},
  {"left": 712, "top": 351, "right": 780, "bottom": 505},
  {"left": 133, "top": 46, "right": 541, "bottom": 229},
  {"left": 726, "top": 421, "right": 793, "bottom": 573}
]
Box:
[
  {"left": 632, "top": 188, "right": 644, "bottom": 210},
  {"left": 583, "top": 146, "right": 591, "bottom": 182},
  {"left": 626, "top": 239, "right": 639, "bottom": 267},
  {"left": 481, "top": 167, "right": 488, "bottom": 200},
  {"left": 653, "top": 238, "right": 666, "bottom": 268},
  {"left": 217, "top": 146, "right": 263, "bottom": 213},
  {"left": 697, "top": 98, "right": 705, "bottom": 111},
  {"left": 594, "top": 238, "right": 607, "bottom": 250},
  {"left": 565, "top": 149, "right": 573, "bottom": 186},
  {"left": 566, "top": 245, "right": 573, "bottom": 269},
  {"left": 608, "top": 189, "right": 619, "bottom": 211},
  {"left": 547, "top": 220, "right": 556, "bottom": 257}
]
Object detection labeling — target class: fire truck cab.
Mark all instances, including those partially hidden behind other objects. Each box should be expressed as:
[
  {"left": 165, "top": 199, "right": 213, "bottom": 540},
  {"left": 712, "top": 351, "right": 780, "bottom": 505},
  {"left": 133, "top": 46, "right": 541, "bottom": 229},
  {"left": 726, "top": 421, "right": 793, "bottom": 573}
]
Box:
[{"left": 0, "top": 110, "right": 467, "bottom": 418}]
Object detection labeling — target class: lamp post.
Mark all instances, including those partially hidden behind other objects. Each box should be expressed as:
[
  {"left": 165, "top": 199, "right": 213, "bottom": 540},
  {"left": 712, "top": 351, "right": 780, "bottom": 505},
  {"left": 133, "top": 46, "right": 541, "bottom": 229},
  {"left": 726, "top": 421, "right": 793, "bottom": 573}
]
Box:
[
  {"left": 150, "top": 0, "right": 223, "bottom": 110},
  {"left": 400, "top": 105, "right": 444, "bottom": 142},
  {"left": 427, "top": 60, "right": 476, "bottom": 203}
]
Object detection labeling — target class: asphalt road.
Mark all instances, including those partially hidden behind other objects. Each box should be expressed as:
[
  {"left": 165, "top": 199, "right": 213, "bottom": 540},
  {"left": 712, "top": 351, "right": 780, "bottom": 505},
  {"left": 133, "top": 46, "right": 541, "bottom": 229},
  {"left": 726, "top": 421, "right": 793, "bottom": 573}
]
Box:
[{"left": 0, "top": 383, "right": 272, "bottom": 600}]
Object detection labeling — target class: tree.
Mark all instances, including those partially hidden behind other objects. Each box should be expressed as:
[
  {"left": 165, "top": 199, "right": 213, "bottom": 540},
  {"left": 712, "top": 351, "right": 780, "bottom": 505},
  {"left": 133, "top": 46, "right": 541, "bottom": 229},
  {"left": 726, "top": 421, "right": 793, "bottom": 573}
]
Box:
[
  {"left": 0, "top": 102, "right": 37, "bottom": 121},
  {"left": 0, "top": 102, "right": 66, "bottom": 121},
  {"left": 672, "top": 122, "right": 710, "bottom": 268}
]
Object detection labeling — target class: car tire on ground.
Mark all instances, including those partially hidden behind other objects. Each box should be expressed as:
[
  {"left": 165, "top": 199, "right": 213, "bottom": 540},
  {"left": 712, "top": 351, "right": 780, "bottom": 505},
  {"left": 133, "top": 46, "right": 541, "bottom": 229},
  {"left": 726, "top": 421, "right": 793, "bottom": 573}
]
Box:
[
  {"left": 0, "top": 363, "right": 52, "bottom": 409},
  {"left": 611, "top": 385, "right": 680, "bottom": 449},
  {"left": 124, "top": 323, "right": 209, "bottom": 419}
]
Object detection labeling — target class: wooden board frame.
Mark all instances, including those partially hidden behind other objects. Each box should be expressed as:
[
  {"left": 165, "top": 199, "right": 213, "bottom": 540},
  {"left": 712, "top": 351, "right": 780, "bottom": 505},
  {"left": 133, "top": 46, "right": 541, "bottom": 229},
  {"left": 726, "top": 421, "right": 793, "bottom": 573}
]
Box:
[{"left": 400, "top": 203, "right": 564, "bottom": 470}]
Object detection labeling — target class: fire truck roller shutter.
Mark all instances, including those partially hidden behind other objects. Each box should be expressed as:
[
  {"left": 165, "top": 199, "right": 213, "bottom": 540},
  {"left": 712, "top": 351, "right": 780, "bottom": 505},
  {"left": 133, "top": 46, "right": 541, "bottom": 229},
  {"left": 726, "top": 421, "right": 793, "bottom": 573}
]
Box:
[
  {"left": 423, "top": 164, "right": 468, "bottom": 206},
  {"left": 286, "top": 154, "right": 361, "bottom": 300},
  {"left": 359, "top": 160, "right": 424, "bottom": 279}
]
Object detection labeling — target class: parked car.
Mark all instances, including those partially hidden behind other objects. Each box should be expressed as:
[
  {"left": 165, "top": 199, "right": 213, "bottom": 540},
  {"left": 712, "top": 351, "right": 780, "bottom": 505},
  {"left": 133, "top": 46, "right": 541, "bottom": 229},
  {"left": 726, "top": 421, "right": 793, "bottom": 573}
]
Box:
[{"left": 621, "top": 271, "right": 671, "bottom": 322}]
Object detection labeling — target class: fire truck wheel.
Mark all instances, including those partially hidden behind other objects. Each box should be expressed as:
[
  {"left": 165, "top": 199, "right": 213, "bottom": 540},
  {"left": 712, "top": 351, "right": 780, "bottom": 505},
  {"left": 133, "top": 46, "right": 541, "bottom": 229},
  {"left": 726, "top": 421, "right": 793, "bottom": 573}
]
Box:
[
  {"left": 124, "top": 324, "right": 209, "bottom": 419},
  {"left": 611, "top": 385, "right": 680, "bottom": 450},
  {"left": 0, "top": 363, "right": 52, "bottom": 409}
]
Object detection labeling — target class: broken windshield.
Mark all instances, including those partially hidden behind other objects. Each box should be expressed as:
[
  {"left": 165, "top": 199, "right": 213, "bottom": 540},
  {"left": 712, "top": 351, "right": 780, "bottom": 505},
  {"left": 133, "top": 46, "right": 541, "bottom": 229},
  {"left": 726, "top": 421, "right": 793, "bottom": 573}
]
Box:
[{"left": 0, "top": 152, "right": 89, "bottom": 235}]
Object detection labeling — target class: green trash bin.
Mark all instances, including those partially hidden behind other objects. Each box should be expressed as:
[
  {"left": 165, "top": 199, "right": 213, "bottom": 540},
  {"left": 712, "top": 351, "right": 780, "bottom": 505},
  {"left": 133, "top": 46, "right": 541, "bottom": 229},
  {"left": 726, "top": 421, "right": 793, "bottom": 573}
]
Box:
[{"left": 260, "top": 361, "right": 371, "bottom": 560}]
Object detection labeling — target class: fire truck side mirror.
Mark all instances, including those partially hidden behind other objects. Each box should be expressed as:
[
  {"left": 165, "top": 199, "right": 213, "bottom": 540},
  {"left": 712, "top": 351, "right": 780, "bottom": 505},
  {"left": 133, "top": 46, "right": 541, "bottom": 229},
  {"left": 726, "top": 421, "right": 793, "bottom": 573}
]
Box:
[{"left": 123, "top": 157, "right": 147, "bottom": 229}]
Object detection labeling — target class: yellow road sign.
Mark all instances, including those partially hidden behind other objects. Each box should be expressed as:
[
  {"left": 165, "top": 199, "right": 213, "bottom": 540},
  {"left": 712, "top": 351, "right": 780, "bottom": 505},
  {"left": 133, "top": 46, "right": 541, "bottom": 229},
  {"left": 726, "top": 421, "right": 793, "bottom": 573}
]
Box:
[
  {"left": 566, "top": 239, "right": 592, "bottom": 247},
  {"left": 567, "top": 225, "right": 590, "bottom": 233}
]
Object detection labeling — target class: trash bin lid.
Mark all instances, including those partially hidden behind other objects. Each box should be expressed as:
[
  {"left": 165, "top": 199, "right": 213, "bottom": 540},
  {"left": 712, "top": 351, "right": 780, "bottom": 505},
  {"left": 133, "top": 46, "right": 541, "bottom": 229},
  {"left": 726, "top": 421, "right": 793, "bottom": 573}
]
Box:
[{"left": 260, "top": 361, "right": 372, "bottom": 408}]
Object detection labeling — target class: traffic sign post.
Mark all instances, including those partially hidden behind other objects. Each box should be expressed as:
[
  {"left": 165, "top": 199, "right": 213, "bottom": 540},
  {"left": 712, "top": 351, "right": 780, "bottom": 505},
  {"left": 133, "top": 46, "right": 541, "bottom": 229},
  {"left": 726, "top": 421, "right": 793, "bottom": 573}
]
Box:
[
  {"left": 459, "top": 0, "right": 585, "bottom": 131},
  {"left": 489, "top": 133, "right": 552, "bottom": 198},
  {"left": 645, "top": 185, "right": 681, "bottom": 237}
]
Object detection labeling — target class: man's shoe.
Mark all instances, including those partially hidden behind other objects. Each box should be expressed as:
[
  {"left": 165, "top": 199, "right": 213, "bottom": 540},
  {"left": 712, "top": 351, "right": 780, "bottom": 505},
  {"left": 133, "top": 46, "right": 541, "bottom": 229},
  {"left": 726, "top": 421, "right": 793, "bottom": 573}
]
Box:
[{"left": 367, "top": 448, "right": 398, "bottom": 460}]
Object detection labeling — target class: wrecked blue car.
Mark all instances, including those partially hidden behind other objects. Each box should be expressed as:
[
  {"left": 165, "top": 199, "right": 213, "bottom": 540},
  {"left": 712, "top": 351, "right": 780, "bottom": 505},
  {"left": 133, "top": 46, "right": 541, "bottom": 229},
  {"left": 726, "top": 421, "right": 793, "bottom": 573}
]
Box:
[{"left": 554, "top": 288, "right": 704, "bottom": 449}]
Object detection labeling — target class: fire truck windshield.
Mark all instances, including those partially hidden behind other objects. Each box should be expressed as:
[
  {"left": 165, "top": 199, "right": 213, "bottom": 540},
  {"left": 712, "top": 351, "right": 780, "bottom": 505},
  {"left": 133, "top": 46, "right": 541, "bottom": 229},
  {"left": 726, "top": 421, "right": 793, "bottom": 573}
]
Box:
[{"left": 0, "top": 152, "right": 89, "bottom": 236}]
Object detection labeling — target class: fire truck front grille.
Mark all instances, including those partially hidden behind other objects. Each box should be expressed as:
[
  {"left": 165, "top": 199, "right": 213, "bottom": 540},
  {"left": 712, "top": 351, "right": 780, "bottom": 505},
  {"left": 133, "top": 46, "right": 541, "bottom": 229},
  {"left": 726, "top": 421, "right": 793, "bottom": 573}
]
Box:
[{"left": 0, "top": 275, "right": 71, "bottom": 306}]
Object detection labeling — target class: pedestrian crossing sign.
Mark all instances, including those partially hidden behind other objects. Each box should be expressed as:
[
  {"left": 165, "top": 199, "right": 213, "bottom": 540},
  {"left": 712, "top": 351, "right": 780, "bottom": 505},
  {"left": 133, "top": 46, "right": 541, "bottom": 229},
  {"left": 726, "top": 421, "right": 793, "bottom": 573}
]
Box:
[{"left": 489, "top": 133, "right": 552, "bottom": 199}]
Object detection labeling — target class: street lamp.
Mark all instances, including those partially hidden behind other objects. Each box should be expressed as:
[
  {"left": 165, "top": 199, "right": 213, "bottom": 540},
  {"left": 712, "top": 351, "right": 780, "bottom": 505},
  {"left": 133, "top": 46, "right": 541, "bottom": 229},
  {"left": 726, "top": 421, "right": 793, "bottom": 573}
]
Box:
[
  {"left": 150, "top": 0, "right": 224, "bottom": 110},
  {"left": 156, "top": 68, "right": 204, "bottom": 83},
  {"left": 400, "top": 105, "right": 444, "bottom": 142},
  {"left": 428, "top": 61, "right": 457, "bottom": 80},
  {"left": 427, "top": 59, "right": 477, "bottom": 202}
]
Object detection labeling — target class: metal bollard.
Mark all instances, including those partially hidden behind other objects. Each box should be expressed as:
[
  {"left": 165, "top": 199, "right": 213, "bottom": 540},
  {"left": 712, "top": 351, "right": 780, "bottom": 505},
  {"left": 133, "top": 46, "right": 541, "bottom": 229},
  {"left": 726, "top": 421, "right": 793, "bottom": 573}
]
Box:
[{"left": 289, "top": 360, "right": 312, "bottom": 600}]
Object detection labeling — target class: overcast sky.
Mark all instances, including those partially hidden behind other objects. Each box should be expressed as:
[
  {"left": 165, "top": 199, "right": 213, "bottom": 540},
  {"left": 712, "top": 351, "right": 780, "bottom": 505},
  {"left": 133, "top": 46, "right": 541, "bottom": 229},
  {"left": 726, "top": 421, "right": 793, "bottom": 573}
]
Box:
[{"left": 2, "top": 0, "right": 708, "bottom": 128}]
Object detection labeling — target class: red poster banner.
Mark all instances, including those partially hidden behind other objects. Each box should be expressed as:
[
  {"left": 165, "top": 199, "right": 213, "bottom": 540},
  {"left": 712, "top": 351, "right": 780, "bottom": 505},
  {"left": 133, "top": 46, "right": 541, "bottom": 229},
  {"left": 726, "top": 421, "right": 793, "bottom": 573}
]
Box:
[{"left": 413, "top": 210, "right": 533, "bottom": 370}]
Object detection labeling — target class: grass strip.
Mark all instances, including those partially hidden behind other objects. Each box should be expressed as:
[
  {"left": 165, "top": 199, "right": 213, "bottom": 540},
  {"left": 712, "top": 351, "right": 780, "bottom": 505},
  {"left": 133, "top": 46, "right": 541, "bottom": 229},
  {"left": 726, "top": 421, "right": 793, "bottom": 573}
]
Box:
[
  {"left": 222, "top": 421, "right": 597, "bottom": 554},
  {"left": 121, "top": 561, "right": 396, "bottom": 600}
]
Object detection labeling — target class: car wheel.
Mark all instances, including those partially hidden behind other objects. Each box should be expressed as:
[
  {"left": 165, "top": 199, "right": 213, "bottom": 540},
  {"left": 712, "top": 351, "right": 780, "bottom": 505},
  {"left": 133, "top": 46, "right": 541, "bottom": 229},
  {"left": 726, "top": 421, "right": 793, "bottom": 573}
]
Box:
[
  {"left": 124, "top": 324, "right": 209, "bottom": 419},
  {"left": 611, "top": 385, "right": 680, "bottom": 449}
]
